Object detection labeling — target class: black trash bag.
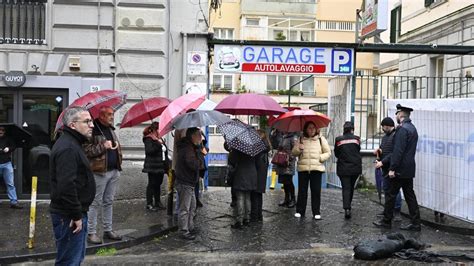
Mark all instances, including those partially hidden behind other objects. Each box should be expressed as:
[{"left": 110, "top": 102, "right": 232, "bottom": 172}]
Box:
[{"left": 354, "top": 233, "right": 406, "bottom": 260}]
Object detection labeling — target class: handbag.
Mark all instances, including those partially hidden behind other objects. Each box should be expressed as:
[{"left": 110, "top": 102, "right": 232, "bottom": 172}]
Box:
[{"left": 271, "top": 150, "right": 289, "bottom": 167}]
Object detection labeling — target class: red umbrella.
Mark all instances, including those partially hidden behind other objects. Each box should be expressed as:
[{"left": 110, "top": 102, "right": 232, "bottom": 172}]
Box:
[
  {"left": 215, "top": 93, "right": 285, "bottom": 116},
  {"left": 120, "top": 97, "right": 171, "bottom": 128},
  {"left": 158, "top": 93, "right": 206, "bottom": 137},
  {"left": 272, "top": 109, "right": 331, "bottom": 132},
  {"left": 55, "top": 90, "right": 127, "bottom": 132}
]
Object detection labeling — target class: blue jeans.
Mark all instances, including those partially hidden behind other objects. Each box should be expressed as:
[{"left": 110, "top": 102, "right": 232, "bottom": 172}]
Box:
[
  {"left": 383, "top": 177, "right": 402, "bottom": 210},
  {"left": 51, "top": 213, "right": 88, "bottom": 266},
  {"left": 0, "top": 162, "right": 18, "bottom": 204}
]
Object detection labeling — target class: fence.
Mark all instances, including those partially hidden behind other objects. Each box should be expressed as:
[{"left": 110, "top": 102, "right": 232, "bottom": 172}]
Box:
[
  {"left": 386, "top": 99, "right": 474, "bottom": 223},
  {"left": 356, "top": 75, "right": 474, "bottom": 151},
  {"left": 326, "top": 74, "right": 474, "bottom": 188}
]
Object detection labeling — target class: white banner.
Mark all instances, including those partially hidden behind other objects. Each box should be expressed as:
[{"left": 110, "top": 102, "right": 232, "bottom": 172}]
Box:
[{"left": 387, "top": 99, "right": 474, "bottom": 223}]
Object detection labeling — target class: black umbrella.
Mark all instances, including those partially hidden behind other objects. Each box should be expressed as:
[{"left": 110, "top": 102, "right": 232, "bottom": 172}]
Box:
[
  {"left": 172, "top": 110, "right": 232, "bottom": 129},
  {"left": 217, "top": 120, "right": 266, "bottom": 157},
  {"left": 0, "top": 123, "right": 32, "bottom": 148}
]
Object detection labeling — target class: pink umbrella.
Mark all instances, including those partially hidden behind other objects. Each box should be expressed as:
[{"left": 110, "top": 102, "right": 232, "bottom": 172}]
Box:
[
  {"left": 214, "top": 93, "right": 285, "bottom": 116},
  {"left": 272, "top": 109, "right": 331, "bottom": 132},
  {"left": 120, "top": 97, "right": 171, "bottom": 128},
  {"left": 55, "top": 90, "right": 127, "bottom": 132},
  {"left": 158, "top": 93, "right": 206, "bottom": 137}
]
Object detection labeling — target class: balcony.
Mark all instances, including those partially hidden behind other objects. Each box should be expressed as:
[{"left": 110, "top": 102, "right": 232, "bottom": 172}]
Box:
[{"left": 241, "top": 0, "right": 317, "bottom": 17}]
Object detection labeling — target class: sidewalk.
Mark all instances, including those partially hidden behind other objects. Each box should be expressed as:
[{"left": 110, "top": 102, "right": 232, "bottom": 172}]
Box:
[
  {"left": 0, "top": 199, "right": 177, "bottom": 264},
  {"left": 1, "top": 186, "right": 474, "bottom": 264}
]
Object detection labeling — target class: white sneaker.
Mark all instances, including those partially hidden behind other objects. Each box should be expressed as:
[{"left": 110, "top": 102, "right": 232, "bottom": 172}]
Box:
[
  {"left": 314, "top": 215, "right": 321, "bottom": 220},
  {"left": 294, "top": 213, "right": 301, "bottom": 218}
]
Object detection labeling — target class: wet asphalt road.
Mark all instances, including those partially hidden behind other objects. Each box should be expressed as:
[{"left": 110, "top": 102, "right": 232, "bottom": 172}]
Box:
[{"left": 22, "top": 188, "right": 474, "bottom": 265}]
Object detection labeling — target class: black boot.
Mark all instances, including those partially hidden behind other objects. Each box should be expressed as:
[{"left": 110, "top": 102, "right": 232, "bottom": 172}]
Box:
[
  {"left": 279, "top": 192, "right": 289, "bottom": 207},
  {"left": 287, "top": 192, "right": 296, "bottom": 208},
  {"left": 344, "top": 209, "right": 351, "bottom": 219}
]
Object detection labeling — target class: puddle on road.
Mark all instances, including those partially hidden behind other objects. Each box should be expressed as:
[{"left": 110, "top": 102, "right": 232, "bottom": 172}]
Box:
[{"left": 309, "top": 243, "right": 353, "bottom": 255}]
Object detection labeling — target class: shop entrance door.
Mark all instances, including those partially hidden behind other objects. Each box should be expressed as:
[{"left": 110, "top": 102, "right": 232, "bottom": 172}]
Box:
[{"left": 0, "top": 89, "right": 67, "bottom": 199}]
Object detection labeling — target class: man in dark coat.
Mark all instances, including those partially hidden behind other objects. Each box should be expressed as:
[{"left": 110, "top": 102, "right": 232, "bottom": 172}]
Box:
[
  {"left": 228, "top": 149, "right": 257, "bottom": 229},
  {"left": 374, "top": 104, "right": 421, "bottom": 231},
  {"left": 50, "top": 106, "right": 96, "bottom": 265},
  {"left": 374, "top": 117, "right": 402, "bottom": 221},
  {"left": 335, "top": 121, "right": 362, "bottom": 219},
  {"left": 250, "top": 129, "right": 271, "bottom": 222},
  {"left": 175, "top": 127, "right": 202, "bottom": 240}
]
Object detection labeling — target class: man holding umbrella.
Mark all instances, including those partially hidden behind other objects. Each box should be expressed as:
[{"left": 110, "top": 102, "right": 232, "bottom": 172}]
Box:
[
  {"left": 0, "top": 126, "right": 22, "bottom": 209},
  {"left": 84, "top": 106, "right": 123, "bottom": 244}
]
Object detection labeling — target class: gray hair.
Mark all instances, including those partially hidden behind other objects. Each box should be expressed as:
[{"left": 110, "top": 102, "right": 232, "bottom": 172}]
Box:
[{"left": 62, "top": 106, "right": 89, "bottom": 126}]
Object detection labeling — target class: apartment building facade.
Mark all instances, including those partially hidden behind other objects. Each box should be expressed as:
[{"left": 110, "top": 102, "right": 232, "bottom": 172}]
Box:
[{"left": 0, "top": 0, "right": 208, "bottom": 198}]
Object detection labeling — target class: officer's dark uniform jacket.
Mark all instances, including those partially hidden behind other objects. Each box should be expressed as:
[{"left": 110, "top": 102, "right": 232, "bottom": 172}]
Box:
[
  {"left": 390, "top": 118, "right": 418, "bottom": 178},
  {"left": 334, "top": 133, "right": 362, "bottom": 177}
]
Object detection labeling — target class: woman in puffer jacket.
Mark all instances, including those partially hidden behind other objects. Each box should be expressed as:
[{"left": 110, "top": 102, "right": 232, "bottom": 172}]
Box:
[{"left": 292, "top": 121, "right": 331, "bottom": 220}]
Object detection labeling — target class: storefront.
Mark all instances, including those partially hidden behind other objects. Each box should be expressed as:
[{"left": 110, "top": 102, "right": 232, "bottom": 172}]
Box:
[{"left": 0, "top": 74, "right": 110, "bottom": 199}]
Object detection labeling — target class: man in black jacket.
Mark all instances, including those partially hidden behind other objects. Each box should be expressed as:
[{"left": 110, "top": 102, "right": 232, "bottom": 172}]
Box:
[
  {"left": 175, "top": 127, "right": 202, "bottom": 240},
  {"left": 374, "top": 104, "right": 421, "bottom": 231},
  {"left": 50, "top": 106, "right": 96, "bottom": 265},
  {"left": 374, "top": 117, "right": 402, "bottom": 221},
  {"left": 0, "top": 126, "right": 22, "bottom": 209},
  {"left": 335, "top": 121, "right": 362, "bottom": 219}
]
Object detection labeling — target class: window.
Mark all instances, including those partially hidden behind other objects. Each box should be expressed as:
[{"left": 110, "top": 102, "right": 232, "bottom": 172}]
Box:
[
  {"left": 390, "top": 6, "right": 401, "bottom": 43},
  {"left": 288, "top": 30, "right": 311, "bottom": 41},
  {"left": 316, "top": 20, "right": 354, "bottom": 32},
  {"left": 212, "top": 74, "right": 233, "bottom": 91},
  {"left": 436, "top": 57, "right": 444, "bottom": 96},
  {"left": 266, "top": 75, "right": 314, "bottom": 95},
  {"left": 0, "top": 0, "right": 47, "bottom": 45},
  {"left": 424, "top": 0, "right": 444, "bottom": 7},
  {"left": 273, "top": 29, "right": 286, "bottom": 41},
  {"left": 246, "top": 18, "right": 259, "bottom": 26},
  {"left": 300, "top": 31, "right": 310, "bottom": 41},
  {"left": 267, "top": 75, "right": 277, "bottom": 91},
  {"left": 410, "top": 80, "right": 417, "bottom": 99},
  {"left": 214, "top": 28, "right": 234, "bottom": 40}
]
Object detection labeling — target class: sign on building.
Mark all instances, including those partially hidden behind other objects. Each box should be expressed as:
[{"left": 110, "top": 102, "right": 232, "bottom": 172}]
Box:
[
  {"left": 187, "top": 51, "right": 207, "bottom": 76},
  {"left": 361, "top": 0, "right": 388, "bottom": 39},
  {"left": 4, "top": 71, "right": 26, "bottom": 87},
  {"left": 214, "top": 45, "right": 354, "bottom": 76}
]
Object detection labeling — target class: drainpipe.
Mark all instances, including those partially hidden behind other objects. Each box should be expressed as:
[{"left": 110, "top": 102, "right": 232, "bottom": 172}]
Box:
[
  {"left": 167, "top": 0, "right": 171, "bottom": 98},
  {"left": 97, "top": 0, "right": 102, "bottom": 78},
  {"left": 182, "top": 33, "right": 188, "bottom": 95},
  {"left": 112, "top": 0, "right": 117, "bottom": 91}
]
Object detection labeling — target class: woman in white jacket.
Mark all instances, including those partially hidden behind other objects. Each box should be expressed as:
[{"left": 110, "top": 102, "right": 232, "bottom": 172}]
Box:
[{"left": 292, "top": 121, "right": 331, "bottom": 220}]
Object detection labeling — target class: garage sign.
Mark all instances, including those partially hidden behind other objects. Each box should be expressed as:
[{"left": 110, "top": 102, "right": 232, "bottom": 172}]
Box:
[{"left": 214, "top": 45, "right": 354, "bottom": 75}]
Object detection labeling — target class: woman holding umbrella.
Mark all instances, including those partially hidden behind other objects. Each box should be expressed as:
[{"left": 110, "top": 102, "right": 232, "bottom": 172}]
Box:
[
  {"left": 142, "top": 122, "right": 169, "bottom": 211},
  {"left": 292, "top": 121, "right": 331, "bottom": 220}
]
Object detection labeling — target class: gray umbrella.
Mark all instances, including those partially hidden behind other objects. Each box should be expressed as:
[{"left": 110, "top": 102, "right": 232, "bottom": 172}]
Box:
[
  {"left": 217, "top": 120, "right": 266, "bottom": 157},
  {"left": 172, "top": 110, "right": 232, "bottom": 129}
]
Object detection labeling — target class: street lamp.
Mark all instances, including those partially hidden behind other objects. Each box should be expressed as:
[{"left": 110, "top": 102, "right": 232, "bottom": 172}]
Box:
[{"left": 288, "top": 74, "right": 313, "bottom": 107}]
